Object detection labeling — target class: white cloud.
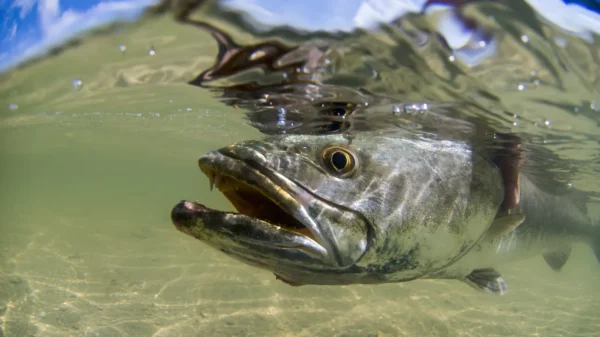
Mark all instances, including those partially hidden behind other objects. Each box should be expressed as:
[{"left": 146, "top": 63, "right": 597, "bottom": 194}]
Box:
[
  {"left": 353, "top": 0, "right": 427, "bottom": 29},
  {"left": 12, "top": 0, "right": 38, "bottom": 19},
  {"left": 221, "top": 0, "right": 360, "bottom": 32},
  {"left": 38, "top": 0, "right": 156, "bottom": 39},
  {"left": 525, "top": 0, "right": 600, "bottom": 41},
  {"left": 223, "top": 0, "right": 275, "bottom": 20},
  {"left": 8, "top": 23, "right": 18, "bottom": 41},
  {"left": 38, "top": 0, "right": 61, "bottom": 33}
]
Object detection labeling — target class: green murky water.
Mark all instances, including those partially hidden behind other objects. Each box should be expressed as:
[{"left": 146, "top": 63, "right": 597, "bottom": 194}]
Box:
[{"left": 1, "top": 3, "right": 600, "bottom": 337}]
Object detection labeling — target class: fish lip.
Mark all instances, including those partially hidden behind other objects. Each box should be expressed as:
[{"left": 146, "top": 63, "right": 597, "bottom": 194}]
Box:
[
  {"left": 193, "top": 149, "right": 339, "bottom": 266},
  {"left": 171, "top": 200, "right": 328, "bottom": 263}
]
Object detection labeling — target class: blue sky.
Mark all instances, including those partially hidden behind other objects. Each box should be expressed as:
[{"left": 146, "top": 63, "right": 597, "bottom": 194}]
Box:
[
  {"left": 0, "top": 0, "right": 599, "bottom": 74},
  {"left": 0, "top": 0, "right": 158, "bottom": 72}
]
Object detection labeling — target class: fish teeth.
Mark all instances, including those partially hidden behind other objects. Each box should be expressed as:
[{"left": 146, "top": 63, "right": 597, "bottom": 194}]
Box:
[
  {"left": 214, "top": 174, "right": 223, "bottom": 190},
  {"left": 209, "top": 173, "right": 215, "bottom": 191},
  {"left": 208, "top": 173, "right": 224, "bottom": 191}
]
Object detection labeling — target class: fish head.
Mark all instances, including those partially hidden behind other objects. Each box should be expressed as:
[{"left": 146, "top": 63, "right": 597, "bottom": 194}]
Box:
[{"left": 171, "top": 132, "right": 504, "bottom": 285}]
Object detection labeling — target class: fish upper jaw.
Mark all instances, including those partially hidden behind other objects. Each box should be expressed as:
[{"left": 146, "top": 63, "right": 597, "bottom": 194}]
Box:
[{"left": 187, "top": 147, "right": 351, "bottom": 267}]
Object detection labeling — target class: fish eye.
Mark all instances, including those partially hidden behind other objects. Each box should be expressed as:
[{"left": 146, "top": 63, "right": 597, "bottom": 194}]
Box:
[{"left": 321, "top": 146, "right": 358, "bottom": 177}]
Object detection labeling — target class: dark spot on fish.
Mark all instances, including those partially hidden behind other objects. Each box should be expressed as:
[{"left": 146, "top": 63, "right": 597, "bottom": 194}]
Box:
[{"left": 368, "top": 245, "right": 421, "bottom": 274}]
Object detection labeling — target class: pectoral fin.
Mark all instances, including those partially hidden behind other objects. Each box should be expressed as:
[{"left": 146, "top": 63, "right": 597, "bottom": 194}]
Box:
[
  {"left": 486, "top": 213, "right": 526, "bottom": 238},
  {"left": 463, "top": 268, "right": 507, "bottom": 296},
  {"left": 542, "top": 246, "right": 572, "bottom": 271}
]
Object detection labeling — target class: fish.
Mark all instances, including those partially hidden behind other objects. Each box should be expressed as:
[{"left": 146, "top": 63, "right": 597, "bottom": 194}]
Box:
[
  {"left": 433, "top": 174, "right": 599, "bottom": 295},
  {"left": 170, "top": 132, "right": 600, "bottom": 295}
]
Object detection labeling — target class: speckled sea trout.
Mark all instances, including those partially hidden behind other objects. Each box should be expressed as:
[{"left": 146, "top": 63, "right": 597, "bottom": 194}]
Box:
[{"left": 171, "top": 132, "right": 600, "bottom": 295}]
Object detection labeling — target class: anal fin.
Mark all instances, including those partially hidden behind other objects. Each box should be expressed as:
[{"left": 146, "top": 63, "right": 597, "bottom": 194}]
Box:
[
  {"left": 463, "top": 268, "right": 507, "bottom": 296},
  {"left": 542, "top": 246, "right": 572, "bottom": 272}
]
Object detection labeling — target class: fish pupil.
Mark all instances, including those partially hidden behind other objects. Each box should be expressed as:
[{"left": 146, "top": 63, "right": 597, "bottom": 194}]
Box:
[{"left": 331, "top": 151, "right": 348, "bottom": 170}]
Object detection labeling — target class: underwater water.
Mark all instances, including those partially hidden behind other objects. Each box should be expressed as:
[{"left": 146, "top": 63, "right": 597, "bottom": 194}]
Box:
[{"left": 1, "top": 0, "right": 600, "bottom": 336}]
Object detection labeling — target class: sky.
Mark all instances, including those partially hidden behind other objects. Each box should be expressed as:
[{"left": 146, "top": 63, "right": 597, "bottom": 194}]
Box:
[
  {"left": 0, "top": 0, "right": 159, "bottom": 72},
  {"left": 0, "top": 0, "right": 599, "bottom": 73}
]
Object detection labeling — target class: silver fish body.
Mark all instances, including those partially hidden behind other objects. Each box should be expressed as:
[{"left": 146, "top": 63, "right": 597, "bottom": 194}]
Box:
[
  {"left": 436, "top": 174, "right": 599, "bottom": 292},
  {"left": 172, "top": 132, "right": 507, "bottom": 286}
]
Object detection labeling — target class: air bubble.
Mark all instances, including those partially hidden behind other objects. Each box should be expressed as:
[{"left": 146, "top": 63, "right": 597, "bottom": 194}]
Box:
[
  {"left": 448, "top": 55, "right": 456, "bottom": 62},
  {"left": 517, "top": 84, "right": 526, "bottom": 91},
  {"left": 8, "top": 103, "right": 18, "bottom": 111},
  {"left": 544, "top": 120, "right": 551, "bottom": 126},
  {"left": 403, "top": 103, "right": 428, "bottom": 114},
  {"left": 72, "top": 78, "right": 83, "bottom": 90},
  {"left": 119, "top": 44, "right": 126, "bottom": 52},
  {"left": 554, "top": 36, "right": 567, "bottom": 48},
  {"left": 392, "top": 105, "right": 402, "bottom": 115},
  {"left": 148, "top": 48, "right": 156, "bottom": 56},
  {"left": 277, "top": 107, "right": 287, "bottom": 127},
  {"left": 520, "top": 35, "right": 530, "bottom": 43}
]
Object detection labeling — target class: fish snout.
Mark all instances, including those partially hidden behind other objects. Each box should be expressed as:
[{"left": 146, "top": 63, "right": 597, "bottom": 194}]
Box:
[
  {"left": 171, "top": 201, "right": 204, "bottom": 229},
  {"left": 218, "top": 141, "right": 270, "bottom": 166}
]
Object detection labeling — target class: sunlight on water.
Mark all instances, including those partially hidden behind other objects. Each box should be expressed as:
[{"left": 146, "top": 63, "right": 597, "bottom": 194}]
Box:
[{"left": 1, "top": 1, "right": 600, "bottom": 336}]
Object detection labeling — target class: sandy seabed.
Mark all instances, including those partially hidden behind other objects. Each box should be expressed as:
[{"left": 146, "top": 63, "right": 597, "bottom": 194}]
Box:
[{"left": 1, "top": 209, "right": 599, "bottom": 337}]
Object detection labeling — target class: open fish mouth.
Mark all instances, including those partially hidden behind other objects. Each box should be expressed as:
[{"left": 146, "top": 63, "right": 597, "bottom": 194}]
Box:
[
  {"left": 204, "top": 168, "right": 313, "bottom": 238},
  {"left": 170, "top": 149, "right": 332, "bottom": 265}
]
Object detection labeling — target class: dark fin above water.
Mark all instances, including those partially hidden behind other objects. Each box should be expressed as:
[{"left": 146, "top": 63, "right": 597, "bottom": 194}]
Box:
[
  {"left": 486, "top": 213, "right": 526, "bottom": 238},
  {"left": 463, "top": 268, "right": 507, "bottom": 296},
  {"left": 542, "top": 246, "right": 572, "bottom": 272}
]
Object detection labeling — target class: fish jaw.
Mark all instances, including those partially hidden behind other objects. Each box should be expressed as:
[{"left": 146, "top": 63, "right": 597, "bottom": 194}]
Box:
[
  {"left": 171, "top": 201, "right": 329, "bottom": 265},
  {"left": 171, "top": 146, "right": 370, "bottom": 281}
]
